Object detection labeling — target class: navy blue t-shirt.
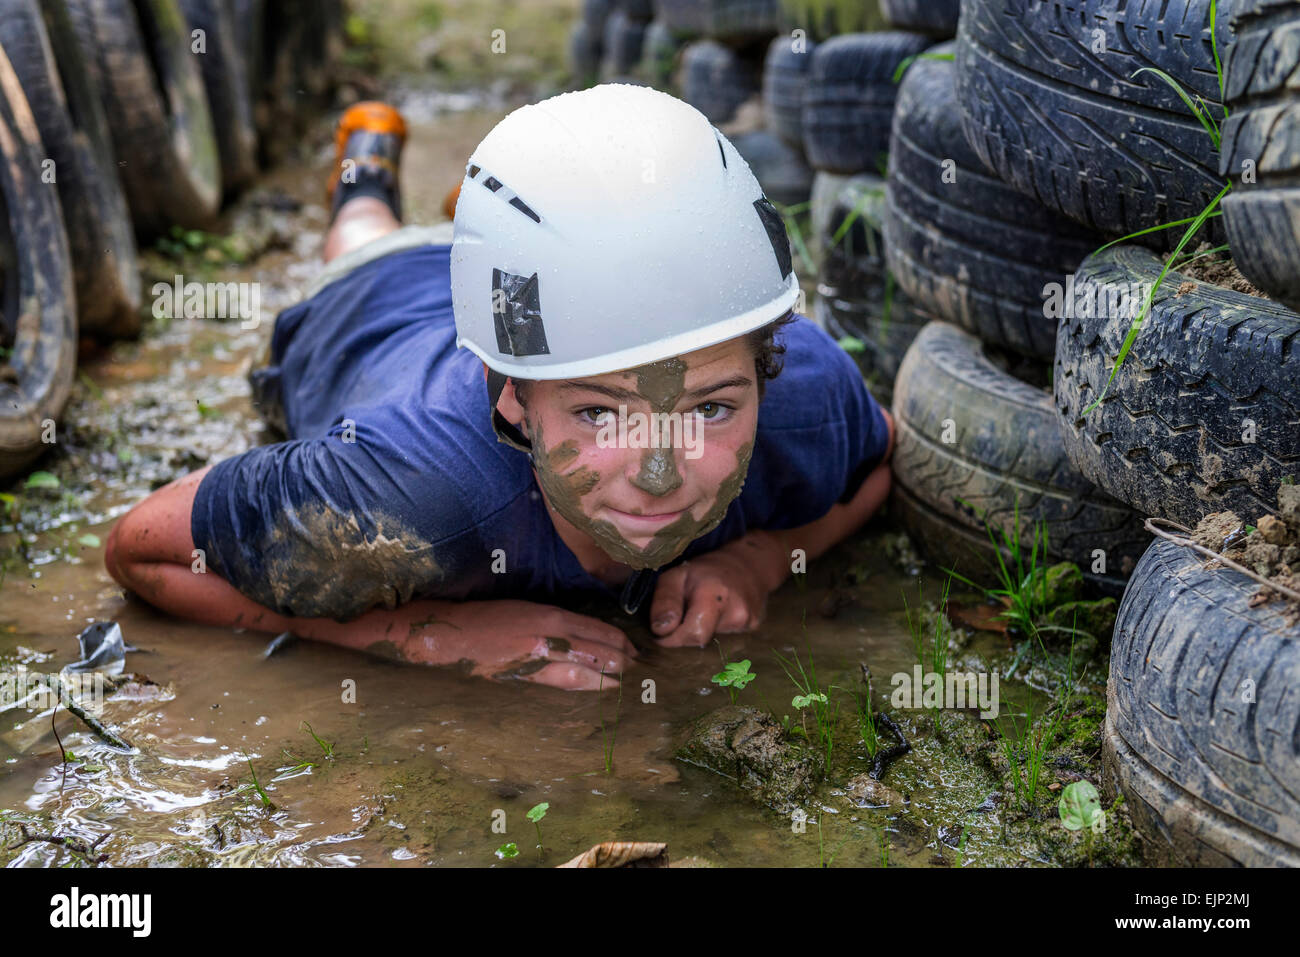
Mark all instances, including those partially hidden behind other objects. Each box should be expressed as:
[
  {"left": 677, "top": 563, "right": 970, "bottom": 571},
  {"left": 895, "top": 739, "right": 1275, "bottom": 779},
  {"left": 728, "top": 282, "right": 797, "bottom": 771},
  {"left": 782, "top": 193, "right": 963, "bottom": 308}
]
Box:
[{"left": 191, "top": 242, "right": 890, "bottom": 621}]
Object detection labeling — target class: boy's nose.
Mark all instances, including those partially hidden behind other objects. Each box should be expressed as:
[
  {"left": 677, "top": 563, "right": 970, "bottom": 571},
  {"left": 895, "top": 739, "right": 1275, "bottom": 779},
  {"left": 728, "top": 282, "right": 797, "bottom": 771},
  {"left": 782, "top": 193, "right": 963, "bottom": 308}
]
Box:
[{"left": 630, "top": 446, "right": 683, "bottom": 497}]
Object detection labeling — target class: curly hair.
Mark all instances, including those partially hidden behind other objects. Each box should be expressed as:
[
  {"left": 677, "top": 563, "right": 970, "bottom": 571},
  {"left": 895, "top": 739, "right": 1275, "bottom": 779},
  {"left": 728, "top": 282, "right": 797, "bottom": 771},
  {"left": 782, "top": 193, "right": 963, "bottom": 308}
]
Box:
[{"left": 747, "top": 308, "right": 799, "bottom": 398}]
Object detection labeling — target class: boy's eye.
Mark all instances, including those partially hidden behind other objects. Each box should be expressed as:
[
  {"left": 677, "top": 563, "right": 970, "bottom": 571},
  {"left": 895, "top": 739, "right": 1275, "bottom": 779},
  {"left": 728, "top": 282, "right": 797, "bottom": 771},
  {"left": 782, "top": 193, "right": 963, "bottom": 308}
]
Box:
[
  {"left": 696, "top": 402, "right": 725, "bottom": 420},
  {"left": 581, "top": 407, "right": 615, "bottom": 425}
]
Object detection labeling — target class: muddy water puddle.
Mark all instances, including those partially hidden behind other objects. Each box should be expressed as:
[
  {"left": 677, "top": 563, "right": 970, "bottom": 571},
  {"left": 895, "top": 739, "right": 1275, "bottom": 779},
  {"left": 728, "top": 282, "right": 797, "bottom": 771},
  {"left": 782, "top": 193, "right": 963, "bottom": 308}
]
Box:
[
  {"left": 2, "top": 537, "right": 1025, "bottom": 867},
  {"left": 1, "top": 86, "right": 1078, "bottom": 868}
]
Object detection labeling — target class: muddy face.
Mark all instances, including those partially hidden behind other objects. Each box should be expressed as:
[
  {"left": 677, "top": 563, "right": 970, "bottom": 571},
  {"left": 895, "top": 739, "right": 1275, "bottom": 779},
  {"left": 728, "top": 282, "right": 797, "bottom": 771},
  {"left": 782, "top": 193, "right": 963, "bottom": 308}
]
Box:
[{"left": 503, "top": 338, "right": 761, "bottom": 572}]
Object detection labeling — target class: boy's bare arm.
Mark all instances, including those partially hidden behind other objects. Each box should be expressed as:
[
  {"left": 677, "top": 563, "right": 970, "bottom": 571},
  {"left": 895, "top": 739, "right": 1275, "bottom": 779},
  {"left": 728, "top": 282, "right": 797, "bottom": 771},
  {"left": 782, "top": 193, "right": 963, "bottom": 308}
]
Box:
[{"left": 105, "top": 468, "right": 634, "bottom": 690}]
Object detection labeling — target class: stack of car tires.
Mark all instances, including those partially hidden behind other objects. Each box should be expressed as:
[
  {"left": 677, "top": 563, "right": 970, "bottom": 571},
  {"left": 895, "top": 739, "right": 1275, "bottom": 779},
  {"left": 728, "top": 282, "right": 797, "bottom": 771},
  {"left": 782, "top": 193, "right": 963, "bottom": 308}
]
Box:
[
  {"left": 0, "top": 0, "right": 343, "bottom": 478},
  {"left": 948, "top": 0, "right": 1300, "bottom": 867},
  {"left": 883, "top": 44, "right": 1150, "bottom": 596},
  {"left": 799, "top": 30, "right": 939, "bottom": 405}
]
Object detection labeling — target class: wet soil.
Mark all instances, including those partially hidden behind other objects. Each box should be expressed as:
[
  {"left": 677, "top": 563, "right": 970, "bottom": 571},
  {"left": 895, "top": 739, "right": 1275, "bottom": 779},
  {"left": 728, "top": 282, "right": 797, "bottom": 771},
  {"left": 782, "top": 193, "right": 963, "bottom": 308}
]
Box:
[
  {"left": 1191, "top": 484, "right": 1300, "bottom": 615},
  {"left": 1168, "top": 243, "right": 1267, "bottom": 299}
]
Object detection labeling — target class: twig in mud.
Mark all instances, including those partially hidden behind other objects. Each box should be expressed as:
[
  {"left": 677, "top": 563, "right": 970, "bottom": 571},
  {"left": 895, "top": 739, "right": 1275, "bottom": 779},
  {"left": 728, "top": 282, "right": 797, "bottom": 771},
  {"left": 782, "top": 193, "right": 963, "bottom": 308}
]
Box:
[
  {"left": 860, "top": 664, "right": 910, "bottom": 778},
  {"left": 870, "top": 712, "right": 910, "bottom": 780},
  {"left": 40, "top": 675, "right": 134, "bottom": 751},
  {"left": 51, "top": 702, "right": 67, "bottom": 795},
  {"left": 6, "top": 825, "right": 109, "bottom": 864},
  {"left": 1145, "top": 517, "right": 1300, "bottom": 604}
]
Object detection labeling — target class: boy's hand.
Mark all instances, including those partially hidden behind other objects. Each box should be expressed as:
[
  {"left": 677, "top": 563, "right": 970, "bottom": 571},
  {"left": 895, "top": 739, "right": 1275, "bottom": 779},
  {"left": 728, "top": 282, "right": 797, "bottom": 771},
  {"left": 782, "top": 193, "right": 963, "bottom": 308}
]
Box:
[
  {"left": 392, "top": 600, "right": 636, "bottom": 691},
  {"left": 649, "top": 532, "right": 788, "bottom": 647}
]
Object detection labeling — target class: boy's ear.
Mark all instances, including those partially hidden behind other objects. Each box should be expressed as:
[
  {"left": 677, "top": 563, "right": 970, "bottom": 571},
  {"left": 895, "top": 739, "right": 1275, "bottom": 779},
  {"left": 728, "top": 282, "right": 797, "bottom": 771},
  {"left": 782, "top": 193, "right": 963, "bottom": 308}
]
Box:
[
  {"left": 484, "top": 364, "right": 532, "bottom": 453},
  {"left": 496, "top": 377, "right": 526, "bottom": 427}
]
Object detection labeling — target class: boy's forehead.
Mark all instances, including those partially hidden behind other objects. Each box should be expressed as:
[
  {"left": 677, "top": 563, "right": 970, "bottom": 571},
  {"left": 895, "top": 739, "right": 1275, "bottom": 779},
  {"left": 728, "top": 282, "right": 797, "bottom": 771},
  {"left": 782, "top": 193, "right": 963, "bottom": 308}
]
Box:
[{"left": 568, "top": 337, "right": 752, "bottom": 390}]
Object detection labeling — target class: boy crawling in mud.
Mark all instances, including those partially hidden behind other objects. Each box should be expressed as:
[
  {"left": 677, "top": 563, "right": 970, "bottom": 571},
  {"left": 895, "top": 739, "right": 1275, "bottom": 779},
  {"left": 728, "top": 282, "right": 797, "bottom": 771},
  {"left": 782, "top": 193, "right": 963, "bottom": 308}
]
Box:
[{"left": 104, "top": 85, "right": 895, "bottom": 690}]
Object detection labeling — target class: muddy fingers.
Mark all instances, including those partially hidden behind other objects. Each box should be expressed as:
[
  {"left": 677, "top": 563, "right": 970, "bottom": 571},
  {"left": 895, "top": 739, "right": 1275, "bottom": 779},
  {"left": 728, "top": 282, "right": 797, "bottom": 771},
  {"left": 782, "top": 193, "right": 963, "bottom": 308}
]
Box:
[{"left": 517, "top": 662, "right": 620, "bottom": 691}]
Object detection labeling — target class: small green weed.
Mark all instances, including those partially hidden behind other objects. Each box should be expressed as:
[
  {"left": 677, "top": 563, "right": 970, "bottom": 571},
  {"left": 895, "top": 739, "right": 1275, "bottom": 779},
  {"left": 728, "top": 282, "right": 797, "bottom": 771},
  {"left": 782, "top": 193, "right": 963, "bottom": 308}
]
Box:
[{"left": 526, "top": 802, "right": 549, "bottom": 855}]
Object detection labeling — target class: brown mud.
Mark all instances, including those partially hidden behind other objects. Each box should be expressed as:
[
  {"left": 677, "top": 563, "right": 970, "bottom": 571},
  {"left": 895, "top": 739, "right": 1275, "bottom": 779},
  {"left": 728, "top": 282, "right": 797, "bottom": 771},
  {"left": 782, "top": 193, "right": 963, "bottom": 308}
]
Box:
[
  {"left": 1169, "top": 242, "right": 1267, "bottom": 299},
  {"left": 1191, "top": 484, "right": 1300, "bottom": 614}
]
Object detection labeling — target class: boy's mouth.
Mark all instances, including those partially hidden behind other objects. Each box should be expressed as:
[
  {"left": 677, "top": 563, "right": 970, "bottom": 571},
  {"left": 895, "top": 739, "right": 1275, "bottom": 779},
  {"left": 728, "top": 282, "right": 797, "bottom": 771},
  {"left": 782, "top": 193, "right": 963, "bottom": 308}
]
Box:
[{"left": 603, "top": 506, "right": 689, "bottom": 533}]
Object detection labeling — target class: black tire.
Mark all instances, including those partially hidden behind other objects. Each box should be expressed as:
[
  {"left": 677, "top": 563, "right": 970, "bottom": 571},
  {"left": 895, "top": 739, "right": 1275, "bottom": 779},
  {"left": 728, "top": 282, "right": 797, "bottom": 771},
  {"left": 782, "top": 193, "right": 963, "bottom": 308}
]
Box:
[
  {"left": 601, "top": 9, "right": 645, "bottom": 79},
  {"left": 816, "top": 173, "right": 886, "bottom": 288},
  {"left": 179, "top": 0, "right": 258, "bottom": 197},
  {"left": 639, "top": 19, "right": 680, "bottom": 90},
  {"left": 571, "top": 19, "right": 601, "bottom": 86},
  {"left": 583, "top": 0, "right": 614, "bottom": 25},
  {"left": 1, "top": 0, "right": 140, "bottom": 340},
  {"left": 657, "top": 0, "right": 708, "bottom": 37},
  {"left": 762, "top": 34, "right": 814, "bottom": 149},
  {"left": 702, "top": 0, "right": 782, "bottom": 42},
  {"left": 0, "top": 42, "right": 76, "bottom": 478},
  {"left": 732, "top": 130, "right": 812, "bottom": 206},
  {"left": 66, "top": 0, "right": 220, "bottom": 236},
  {"left": 1103, "top": 538, "right": 1300, "bottom": 867},
  {"left": 617, "top": 0, "right": 653, "bottom": 23},
  {"left": 883, "top": 47, "right": 1100, "bottom": 359},
  {"left": 1220, "top": 0, "right": 1300, "bottom": 313},
  {"left": 878, "top": 0, "right": 959, "bottom": 38},
  {"left": 231, "top": 0, "right": 264, "bottom": 134},
  {"left": 955, "top": 0, "right": 1230, "bottom": 250},
  {"left": 892, "top": 322, "right": 1149, "bottom": 595},
  {"left": 815, "top": 293, "right": 927, "bottom": 406},
  {"left": 802, "top": 31, "right": 933, "bottom": 174},
  {"left": 814, "top": 173, "right": 934, "bottom": 403},
  {"left": 290, "top": 0, "right": 336, "bottom": 101},
  {"left": 681, "top": 40, "right": 759, "bottom": 123},
  {"left": 778, "top": 0, "right": 888, "bottom": 41},
  {"left": 1054, "top": 245, "right": 1300, "bottom": 529},
  {"left": 256, "top": 0, "right": 334, "bottom": 166},
  {"left": 808, "top": 168, "right": 852, "bottom": 265}
]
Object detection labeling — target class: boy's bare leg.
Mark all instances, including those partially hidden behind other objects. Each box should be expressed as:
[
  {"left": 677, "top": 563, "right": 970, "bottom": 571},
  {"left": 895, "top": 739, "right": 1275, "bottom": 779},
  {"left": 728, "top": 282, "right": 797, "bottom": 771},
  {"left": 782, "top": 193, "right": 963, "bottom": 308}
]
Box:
[
  {"left": 322, "top": 101, "right": 407, "bottom": 263},
  {"left": 323, "top": 196, "right": 401, "bottom": 263}
]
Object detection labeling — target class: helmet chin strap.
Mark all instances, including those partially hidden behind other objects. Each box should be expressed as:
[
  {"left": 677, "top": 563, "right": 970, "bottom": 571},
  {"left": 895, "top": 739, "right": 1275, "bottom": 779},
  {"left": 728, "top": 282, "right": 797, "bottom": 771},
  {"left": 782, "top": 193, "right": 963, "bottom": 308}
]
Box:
[
  {"left": 620, "top": 567, "right": 658, "bottom": 616},
  {"left": 485, "top": 367, "right": 532, "bottom": 453}
]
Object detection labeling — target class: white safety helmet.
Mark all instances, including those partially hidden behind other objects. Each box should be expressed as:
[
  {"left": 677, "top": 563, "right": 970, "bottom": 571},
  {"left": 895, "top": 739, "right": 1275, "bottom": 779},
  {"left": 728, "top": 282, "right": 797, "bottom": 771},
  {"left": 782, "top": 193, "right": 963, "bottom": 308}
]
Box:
[{"left": 451, "top": 83, "right": 800, "bottom": 382}]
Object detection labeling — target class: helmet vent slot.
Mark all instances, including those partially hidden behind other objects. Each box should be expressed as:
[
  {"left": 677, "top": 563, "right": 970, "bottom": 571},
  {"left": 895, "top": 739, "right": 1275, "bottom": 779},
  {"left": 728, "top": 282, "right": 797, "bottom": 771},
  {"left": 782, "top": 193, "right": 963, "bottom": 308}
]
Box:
[
  {"left": 475, "top": 168, "right": 543, "bottom": 223},
  {"left": 509, "top": 197, "right": 541, "bottom": 223},
  {"left": 717, "top": 134, "right": 727, "bottom": 169}
]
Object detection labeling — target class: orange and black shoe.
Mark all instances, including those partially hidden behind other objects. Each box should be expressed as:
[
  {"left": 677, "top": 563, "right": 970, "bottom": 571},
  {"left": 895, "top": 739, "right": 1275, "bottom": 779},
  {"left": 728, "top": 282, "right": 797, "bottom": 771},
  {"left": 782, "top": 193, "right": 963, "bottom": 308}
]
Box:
[{"left": 327, "top": 101, "right": 408, "bottom": 223}]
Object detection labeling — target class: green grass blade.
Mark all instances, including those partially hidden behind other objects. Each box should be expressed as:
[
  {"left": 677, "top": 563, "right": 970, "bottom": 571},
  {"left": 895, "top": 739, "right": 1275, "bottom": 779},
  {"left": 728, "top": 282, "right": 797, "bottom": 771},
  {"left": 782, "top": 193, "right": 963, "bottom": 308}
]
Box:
[
  {"left": 1083, "top": 184, "right": 1231, "bottom": 415},
  {"left": 830, "top": 187, "right": 884, "bottom": 246},
  {"left": 1170, "top": 242, "right": 1231, "bottom": 270},
  {"left": 1132, "top": 67, "right": 1219, "bottom": 148},
  {"left": 1210, "top": 0, "right": 1226, "bottom": 112},
  {"left": 1091, "top": 212, "right": 1224, "bottom": 258},
  {"left": 892, "top": 51, "right": 955, "bottom": 83}
]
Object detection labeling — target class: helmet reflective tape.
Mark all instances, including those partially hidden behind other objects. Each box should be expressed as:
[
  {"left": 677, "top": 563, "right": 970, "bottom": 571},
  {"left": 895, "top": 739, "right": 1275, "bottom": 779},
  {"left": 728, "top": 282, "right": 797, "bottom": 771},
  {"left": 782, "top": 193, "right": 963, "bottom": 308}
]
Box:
[
  {"left": 753, "top": 197, "right": 793, "bottom": 280},
  {"left": 492, "top": 269, "right": 550, "bottom": 356}
]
